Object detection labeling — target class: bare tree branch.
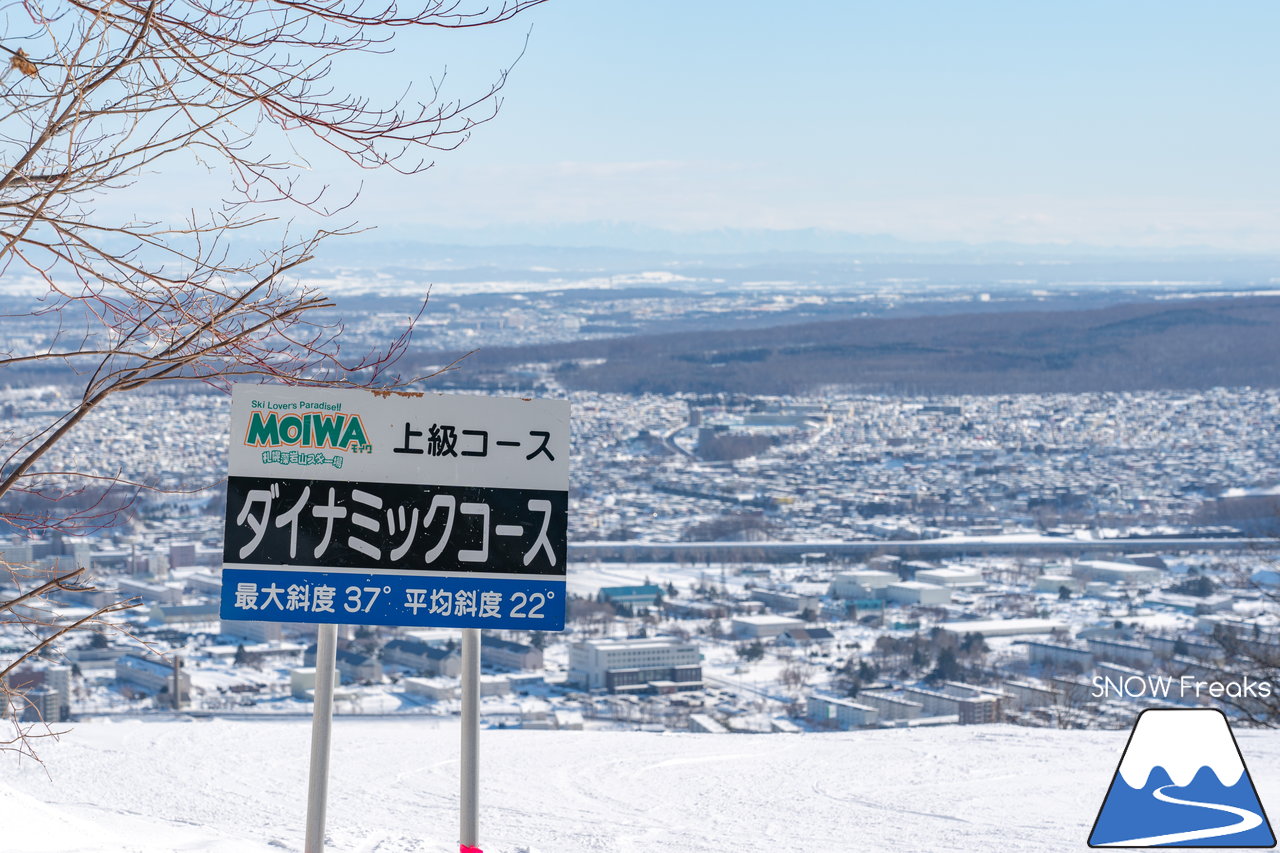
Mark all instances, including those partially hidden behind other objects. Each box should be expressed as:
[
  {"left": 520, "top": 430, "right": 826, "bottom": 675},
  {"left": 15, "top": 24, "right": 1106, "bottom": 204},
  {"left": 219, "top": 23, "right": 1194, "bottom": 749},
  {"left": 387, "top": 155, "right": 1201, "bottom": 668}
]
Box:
[{"left": 1, "top": 0, "right": 541, "bottom": 757}]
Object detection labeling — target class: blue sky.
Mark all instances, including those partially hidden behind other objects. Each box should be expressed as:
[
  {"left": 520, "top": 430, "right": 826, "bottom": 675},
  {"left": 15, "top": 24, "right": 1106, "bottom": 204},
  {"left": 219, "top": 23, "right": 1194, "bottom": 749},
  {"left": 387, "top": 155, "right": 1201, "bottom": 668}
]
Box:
[{"left": 182, "top": 2, "right": 1280, "bottom": 250}]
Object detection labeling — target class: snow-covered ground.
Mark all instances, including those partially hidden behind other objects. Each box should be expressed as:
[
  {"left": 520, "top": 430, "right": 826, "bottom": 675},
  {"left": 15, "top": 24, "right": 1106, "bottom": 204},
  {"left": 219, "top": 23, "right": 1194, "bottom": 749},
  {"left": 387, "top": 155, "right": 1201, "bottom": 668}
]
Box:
[{"left": 4, "top": 718, "right": 1279, "bottom": 852}]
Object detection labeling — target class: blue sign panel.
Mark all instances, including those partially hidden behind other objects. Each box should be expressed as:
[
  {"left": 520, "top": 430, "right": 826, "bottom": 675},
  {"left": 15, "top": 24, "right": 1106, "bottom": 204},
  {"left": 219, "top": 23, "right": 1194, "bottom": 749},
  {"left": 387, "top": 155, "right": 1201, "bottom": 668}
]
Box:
[{"left": 221, "top": 568, "right": 565, "bottom": 630}]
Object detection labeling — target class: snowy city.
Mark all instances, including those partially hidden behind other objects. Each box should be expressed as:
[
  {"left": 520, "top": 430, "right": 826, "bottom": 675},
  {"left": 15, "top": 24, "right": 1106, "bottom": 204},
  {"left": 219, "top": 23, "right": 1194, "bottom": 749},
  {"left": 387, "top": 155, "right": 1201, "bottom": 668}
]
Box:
[{"left": 3, "top": 325, "right": 1279, "bottom": 739}]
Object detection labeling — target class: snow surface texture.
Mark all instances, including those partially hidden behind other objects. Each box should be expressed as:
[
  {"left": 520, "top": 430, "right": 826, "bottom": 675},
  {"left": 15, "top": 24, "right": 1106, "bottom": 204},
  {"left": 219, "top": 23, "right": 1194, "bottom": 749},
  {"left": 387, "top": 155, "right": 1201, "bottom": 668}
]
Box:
[{"left": 1, "top": 718, "right": 1278, "bottom": 853}]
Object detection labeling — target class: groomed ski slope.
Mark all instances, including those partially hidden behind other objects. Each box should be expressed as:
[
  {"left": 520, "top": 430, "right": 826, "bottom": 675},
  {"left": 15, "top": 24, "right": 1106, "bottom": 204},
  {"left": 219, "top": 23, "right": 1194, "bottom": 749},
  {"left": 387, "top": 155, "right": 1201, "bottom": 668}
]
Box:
[{"left": 1, "top": 718, "right": 1277, "bottom": 853}]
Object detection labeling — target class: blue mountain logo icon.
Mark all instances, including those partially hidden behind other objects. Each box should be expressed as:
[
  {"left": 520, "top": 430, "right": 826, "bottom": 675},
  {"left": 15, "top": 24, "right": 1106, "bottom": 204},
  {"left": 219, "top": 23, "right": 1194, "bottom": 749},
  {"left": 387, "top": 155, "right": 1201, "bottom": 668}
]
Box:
[{"left": 1089, "top": 708, "right": 1276, "bottom": 847}]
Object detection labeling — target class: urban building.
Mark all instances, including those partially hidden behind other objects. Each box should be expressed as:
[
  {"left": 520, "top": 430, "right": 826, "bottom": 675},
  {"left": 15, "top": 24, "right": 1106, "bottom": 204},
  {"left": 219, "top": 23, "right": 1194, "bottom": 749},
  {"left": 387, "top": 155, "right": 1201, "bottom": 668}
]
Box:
[
  {"left": 938, "top": 618, "right": 1064, "bottom": 638},
  {"left": 829, "top": 570, "right": 897, "bottom": 599},
  {"left": 481, "top": 637, "right": 544, "bottom": 671},
  {"left": 777, "top": 627, "right": 836, "bottom": 647},
  {"left": 904, "top": 686, "right": 962, "bottom": 717},
  {"left": 1027, "top": 641, "right": 1095, "bottom": 672},
  {"left": 749, "top": 589, "right": 821, "bottom": 615},
  {"left": 335, "top": 649, "right": 381, "bottom": 684},
  {"left": 1086, "top": 638, "right": 1155, "bottom": 669},
  {"left": 116, "top": 654, "right": 190, "bottom": 701},
  {"left": 806, "top": 694, "right": 879, "bottom": 729},
  {"left": 915, "top": 567, "right": 984, "bottom": 588},
  {"left": 884, "top": 581, "right": 952, "bottom": 606},
  {"left": 730, "top": 614, "right": 805, "bottom": 639},
  {"left": 21, "top": 686, "right": 62, "bottom": 724},
  {"left": 599, "top": 585, "right": 662, "bottom": 611},
  {"left": 568, "top": 637, "right": 701, "bottom": 693},
  {"left": 858, "top": 691, "right": 924, "bottom": 721},
  {"left": 958, "top": 695, "right": 1001, "bottom": 725},
  {"left": 1002, "top": 680, "right": 1062, "bottom": 711},
  {"left": 1073, "top": 560, "right": 1163, "bottom": 585},
  {"left": 381, "top": 639, "right": 462, "bottom": 677}
]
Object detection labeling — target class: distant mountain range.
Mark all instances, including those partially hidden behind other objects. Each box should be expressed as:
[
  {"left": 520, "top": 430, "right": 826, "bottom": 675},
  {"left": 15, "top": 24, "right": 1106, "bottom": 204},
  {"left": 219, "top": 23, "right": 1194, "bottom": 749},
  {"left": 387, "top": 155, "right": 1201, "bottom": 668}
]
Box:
[{"left": 336, "top": 221, "right": 1267, "bottom": 259}]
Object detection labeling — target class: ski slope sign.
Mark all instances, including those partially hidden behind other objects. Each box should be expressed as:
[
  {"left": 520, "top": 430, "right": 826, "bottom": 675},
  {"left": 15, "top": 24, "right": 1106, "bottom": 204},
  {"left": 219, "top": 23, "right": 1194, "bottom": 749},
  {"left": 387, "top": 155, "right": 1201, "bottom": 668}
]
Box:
[
  {"left": 1089, "top": 708, "right": 1276, "bottom": 848},
  {"left": 219, "top": 386, "right": 569, "bottom": 630}
]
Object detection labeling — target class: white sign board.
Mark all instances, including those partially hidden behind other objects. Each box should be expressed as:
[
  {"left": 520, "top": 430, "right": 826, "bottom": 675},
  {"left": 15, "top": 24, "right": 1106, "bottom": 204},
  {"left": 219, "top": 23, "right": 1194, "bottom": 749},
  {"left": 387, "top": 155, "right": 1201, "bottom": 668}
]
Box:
[{"left": 219, "top": 385, "right": 569, "bottom": 630}]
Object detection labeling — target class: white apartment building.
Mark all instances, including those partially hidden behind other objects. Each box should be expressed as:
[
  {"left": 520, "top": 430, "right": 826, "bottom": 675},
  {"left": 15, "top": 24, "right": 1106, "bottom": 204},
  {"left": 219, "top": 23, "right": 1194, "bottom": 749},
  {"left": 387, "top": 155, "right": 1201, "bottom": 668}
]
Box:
[
  {"left": 885, "top": 581, "right": 952, "bottom": 606},
  {"left": 730, "top": 614, "right": 805, "bottom": 639},
  {"left": 829, "top": 570, "right": 898, "bottom": 599},
  {"left": 914, "top": 567, "right": 984, "bottom": 588},
  {"left": 806, "top": 694, "right": 879, "bottom": 729},
  {"left": 568, "top": 637, "right": 701, "bottom": 693},
  {"left": 1073, "top": 560, "right": 1162, "bottom": 585},
  {"left": 858, "top": 690, "right": 924, "bottom": 722}
]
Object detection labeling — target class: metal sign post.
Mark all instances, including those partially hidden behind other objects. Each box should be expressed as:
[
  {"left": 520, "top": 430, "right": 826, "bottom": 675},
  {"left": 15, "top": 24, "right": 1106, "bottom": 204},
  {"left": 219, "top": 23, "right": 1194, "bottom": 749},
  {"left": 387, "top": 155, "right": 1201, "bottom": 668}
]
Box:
[
  {"left": 460, "top": 628, "right": 481, "bottom": 851},
  {"left": 305, "top": 622, "right": 338, "bottom": 853}
]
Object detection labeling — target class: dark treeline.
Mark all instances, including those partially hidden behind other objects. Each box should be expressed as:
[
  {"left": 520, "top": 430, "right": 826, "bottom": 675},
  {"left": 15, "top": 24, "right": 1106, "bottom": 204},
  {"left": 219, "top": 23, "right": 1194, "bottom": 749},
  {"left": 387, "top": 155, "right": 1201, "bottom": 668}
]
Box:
[{"left": 420, "top": 295, "right": 1280, "bottom": 396}]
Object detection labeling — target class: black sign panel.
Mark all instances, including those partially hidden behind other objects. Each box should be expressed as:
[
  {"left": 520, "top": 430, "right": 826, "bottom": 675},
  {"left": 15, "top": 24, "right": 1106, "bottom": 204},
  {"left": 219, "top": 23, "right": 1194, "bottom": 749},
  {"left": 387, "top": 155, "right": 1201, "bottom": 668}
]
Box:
[{"left": 224, "top": 476, "right": 567, "bottom": 576}]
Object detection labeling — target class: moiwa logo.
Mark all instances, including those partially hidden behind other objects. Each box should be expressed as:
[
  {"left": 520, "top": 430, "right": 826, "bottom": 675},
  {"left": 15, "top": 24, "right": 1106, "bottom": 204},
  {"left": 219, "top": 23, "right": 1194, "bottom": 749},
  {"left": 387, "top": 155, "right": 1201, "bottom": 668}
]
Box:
[
  {"left": 1089, "top": 708, "right": 1276, "bottom": 848},
  {"left": 244, "top": 404, "right": 373, "bottom": 464}
]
